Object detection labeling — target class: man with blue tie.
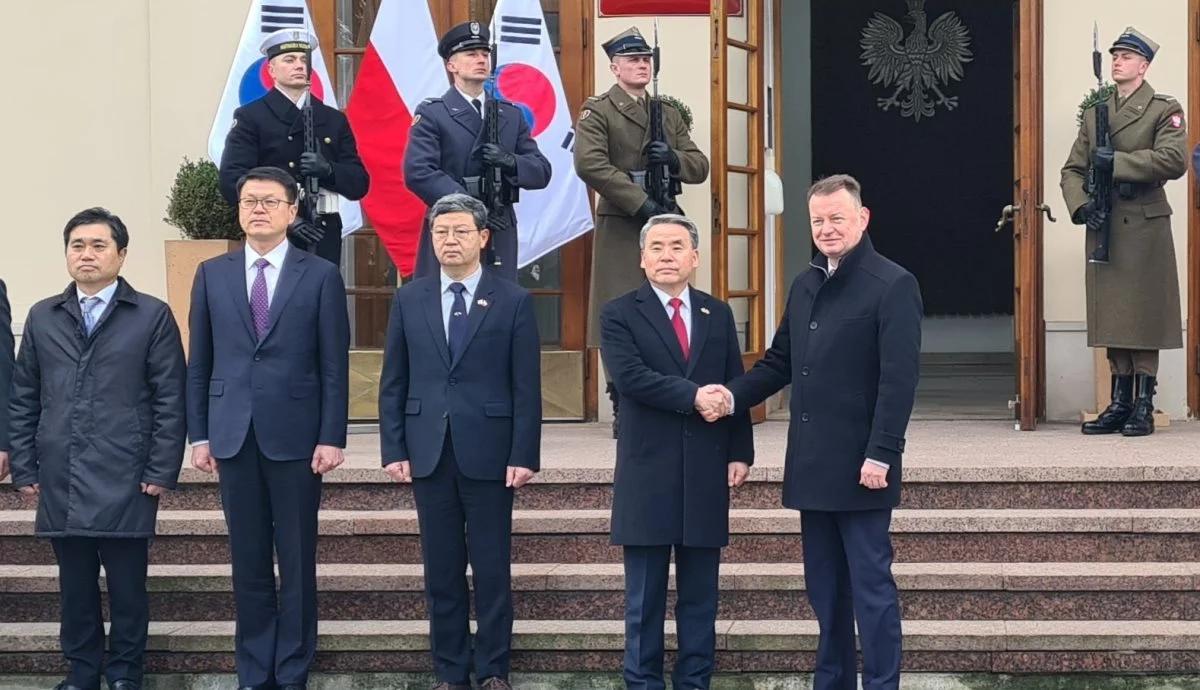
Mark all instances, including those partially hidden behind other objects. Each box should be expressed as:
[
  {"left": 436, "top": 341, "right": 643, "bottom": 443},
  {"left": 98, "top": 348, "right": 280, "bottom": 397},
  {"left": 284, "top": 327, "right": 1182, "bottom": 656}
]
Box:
[
  {"left": 599, "top": 214, "right": 753, "bottom": 690},
  {"left": 9, "top": 208, "right": 187, "bottom": 690},
  {"left": 379, "top": 193, "right": 541, "bottom": 690},
  {"left": 187, "top": 166, "right": 350, "bottom": 690}
]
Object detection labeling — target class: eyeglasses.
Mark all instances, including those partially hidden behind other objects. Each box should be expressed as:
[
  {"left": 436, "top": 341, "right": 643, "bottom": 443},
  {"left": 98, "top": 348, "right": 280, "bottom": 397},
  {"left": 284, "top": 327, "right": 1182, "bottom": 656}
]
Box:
[
  {"left": 431, "top": 228, "right": 480, "bottom": 241},
  {"left": 238, "top": 197, "right": 290, "bottom": 211}
]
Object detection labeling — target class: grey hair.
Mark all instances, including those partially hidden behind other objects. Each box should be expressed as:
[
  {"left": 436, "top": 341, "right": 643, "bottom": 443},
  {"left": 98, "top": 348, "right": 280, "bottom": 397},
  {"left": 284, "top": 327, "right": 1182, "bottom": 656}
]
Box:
[
  {"left": 428, "top": 192, "right": 488, "bottom": 229},
  {"left": 638, "top": 213, "right": 700, "bottom": 250},
  {"left": 807, "top": 174, "right": 863, "bottom": 206}
]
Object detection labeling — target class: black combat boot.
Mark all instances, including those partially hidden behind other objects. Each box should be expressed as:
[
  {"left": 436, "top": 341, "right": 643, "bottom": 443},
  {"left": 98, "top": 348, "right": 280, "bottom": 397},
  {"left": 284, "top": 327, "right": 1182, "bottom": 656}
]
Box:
[
  {"left": 1121, "top": 374, "right": 1157, "bottom": 437},
  {"left": 1081, "top": 375, "right": 1133, "bottom": 435},
  {"left": 607, "top": 382, "right": 620, "bottom": 439}
]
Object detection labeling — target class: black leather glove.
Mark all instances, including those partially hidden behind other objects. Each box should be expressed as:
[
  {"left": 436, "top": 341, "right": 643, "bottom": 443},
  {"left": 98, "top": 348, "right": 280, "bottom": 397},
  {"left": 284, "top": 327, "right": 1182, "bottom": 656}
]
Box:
[
  {"left": 299, "top": 151, "right": 333, "bottom": 179},
  {"left": 645, "top": 141, "right": 680, "bottom": 173},
  {"left": 635, "top": 198, "right": 671, "bottom": 222},
  {"left": 487, "top": 212, "right": 513, "bottom": 235},
  {"left": 1072, "top": 200, "right": 1096, "bottom": 225},
  {"left": 288, "top": 219, "right": 325, "bottom": 249},
  {"left": 480, "top": 144, "right": 517, "bottom": 173},
  {"left": 1092, "top": 146, "right": 1115, "bottom": 173},
  {"left": 1085, "top": 208, "right": 1108, "bottom": 233}
]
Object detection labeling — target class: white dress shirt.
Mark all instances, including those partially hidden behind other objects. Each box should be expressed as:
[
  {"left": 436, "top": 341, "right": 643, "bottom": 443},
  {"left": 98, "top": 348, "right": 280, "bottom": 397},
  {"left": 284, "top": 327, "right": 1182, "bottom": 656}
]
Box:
[
  {"left": 649, "top": 283, "right": 691, "bottom": 343},
  {"left": 440, "top": 265, "right": 484, "bottom": 339},
  {"left": 456, "top": 86, "right": 486, "bottom": 114},
  {"left": 245, "top": 240, "right": 290, "bottom": 307}
]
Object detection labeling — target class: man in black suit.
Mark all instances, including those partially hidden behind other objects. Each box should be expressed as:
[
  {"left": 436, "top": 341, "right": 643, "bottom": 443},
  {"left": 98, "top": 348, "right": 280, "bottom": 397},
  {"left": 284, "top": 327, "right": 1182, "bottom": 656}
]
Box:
[
  {"left": 708, "top": 175, "right": 921, "bottom": 690},
  {"left": 379, "top": 193, "right": 541, "bottom": 690},
  {"left": 404, "top": 21, "right": 551, "bottom": 281},
  {"left": 599, "top": 214, "right": 753, "bottom": 690},
  {"left": 219, "top": 29, "right": 369, "bottom": 266},
  {"left": 0, "top": 278, "right": 12, "bottom": 482},
  {"left": 9, "top": 208, "right": 186, "bottom": 690},
  {"left": 187, "top": 166, "right": 350, "bottom": 690}
]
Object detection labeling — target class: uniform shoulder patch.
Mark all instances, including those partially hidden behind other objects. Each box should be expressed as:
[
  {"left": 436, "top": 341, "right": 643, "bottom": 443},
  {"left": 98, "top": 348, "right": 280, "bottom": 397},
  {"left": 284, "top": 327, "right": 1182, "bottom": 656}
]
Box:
[
  {"left": 1170, "top": 113, "right": 1183, "bottom": 128},
  {"left": 412, "top": 113, "right": 422, "bottom": 126},
  {"left": 579, "top": 109, "right": 592, "bottom": 121},
  {"left": 230, "top": 118, "right": 238, "bottom": 129}
]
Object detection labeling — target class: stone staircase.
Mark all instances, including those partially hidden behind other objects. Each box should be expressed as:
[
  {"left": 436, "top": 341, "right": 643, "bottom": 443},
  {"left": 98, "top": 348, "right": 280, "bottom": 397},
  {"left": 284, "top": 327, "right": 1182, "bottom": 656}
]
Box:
[{"left": 2, "top": 420, "right": 1200, "bottom": 685}]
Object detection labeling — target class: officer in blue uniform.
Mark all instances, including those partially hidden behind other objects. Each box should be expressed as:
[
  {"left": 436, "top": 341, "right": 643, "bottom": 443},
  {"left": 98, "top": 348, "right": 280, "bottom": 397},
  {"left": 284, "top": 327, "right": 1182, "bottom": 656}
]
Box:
[
  {"left": 404, "top": 21, "right": 551, "bottom": 281},
  {"left": 219, "top": 29, "right": 369, "bottom": 267}
]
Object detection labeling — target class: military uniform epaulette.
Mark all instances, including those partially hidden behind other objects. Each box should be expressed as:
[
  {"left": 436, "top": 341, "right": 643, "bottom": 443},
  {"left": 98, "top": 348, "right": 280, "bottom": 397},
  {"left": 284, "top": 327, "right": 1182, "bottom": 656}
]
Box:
[
  {"left": 1152, "top": 93, "right": 1178, "bottom": 103},
  {"left": 421, "top": 97, "right": 442, "bottom": 105}
]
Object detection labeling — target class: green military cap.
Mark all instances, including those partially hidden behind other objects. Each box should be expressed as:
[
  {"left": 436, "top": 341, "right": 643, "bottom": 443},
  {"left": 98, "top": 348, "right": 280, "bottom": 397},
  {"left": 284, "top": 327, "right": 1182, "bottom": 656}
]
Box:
[
  {"left": 1110, "top": 27, "right": 1158, "bottom": 61},
  {"left": 603, "top": 27, "right": 653, "bottom": 59}
]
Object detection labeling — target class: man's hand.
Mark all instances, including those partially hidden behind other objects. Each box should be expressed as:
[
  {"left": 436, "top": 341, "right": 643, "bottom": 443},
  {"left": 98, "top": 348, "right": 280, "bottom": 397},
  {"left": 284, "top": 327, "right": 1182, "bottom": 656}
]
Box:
[
  {"left": 1072, "top": 200, "right": 1096, "bottom": 226},
  {"left": 191, "top": 444, "right": 218, "bottom": 475},
  {"left": 311, "top": 445, "right": 345, "bottom": 475},
  {"left": 299, "top": 151, "right": 333, "bottom": 179},
  {"left": 695, "top": 384, "right": 732, "bottom": 422},
  {"left": 645, "top": 141, "right": 680, "bottom": 173},
  {"left": 635, "top": 198, "right": 671, "bottom": 222},
  {"left": 0, "top": 451, "right": 9, "bottom": 482},
  {"left": 859, "top": 461, "right": 889, "bottom": 491},
  {"left": 384, "top": 461, "right": 412, "bottom": 483},
  {"left": 140, "top": 483, "right": 167, "bottom": 497},
  {"left": 728, "top": 461, "right": 750, "bottom": 488},
  {"left": 1092, "top": 146, "right": 1115, "bottom": 173},
  {"left": 1085, "top": 209, "right": 1108, "bottom": 233},
  {"left": 506, "top": 466, "right": 536, "bottom": 489},
  {"left": 17, "top": 484, "right": 39, "bottom": 496},
  {"left": 487, "top": 212, "right": 513, "bottom": 236},
  {"left": 480, "top": 144, "right": 517, "bottom": 172},
  {"left": 288, "top": 219, "right": 325, "bottom": 248}
]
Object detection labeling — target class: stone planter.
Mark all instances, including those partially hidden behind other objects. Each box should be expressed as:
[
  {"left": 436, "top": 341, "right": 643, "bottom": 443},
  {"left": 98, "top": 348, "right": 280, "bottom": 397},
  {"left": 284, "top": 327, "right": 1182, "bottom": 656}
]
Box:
[{"left": 165, "top": 238, "right": 240, "bottom": 356}]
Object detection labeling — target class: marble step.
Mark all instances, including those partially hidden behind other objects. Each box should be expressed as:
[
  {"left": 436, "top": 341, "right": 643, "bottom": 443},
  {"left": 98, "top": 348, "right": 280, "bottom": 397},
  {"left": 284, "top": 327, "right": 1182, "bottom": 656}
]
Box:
[
  {"left": 0, "top": 562, "right": 1195, "bottom": 623},
  {"left": 2, "top": 619, "right": 1200, "bottom": 675}
]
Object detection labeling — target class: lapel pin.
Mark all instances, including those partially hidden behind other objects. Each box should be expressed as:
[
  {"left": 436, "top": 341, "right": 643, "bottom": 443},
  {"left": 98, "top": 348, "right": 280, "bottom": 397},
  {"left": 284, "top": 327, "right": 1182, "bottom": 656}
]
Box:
[
  {"left": 477, "top": 299, "right": 489, "bottom": 307},
  {"left": 700, "top": 306, "right": 711, "bottom": 315}
]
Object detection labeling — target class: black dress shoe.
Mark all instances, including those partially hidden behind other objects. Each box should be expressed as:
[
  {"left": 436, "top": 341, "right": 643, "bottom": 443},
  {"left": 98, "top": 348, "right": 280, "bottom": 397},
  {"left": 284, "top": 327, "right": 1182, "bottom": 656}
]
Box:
[
  {"left": 279, "top": 685, "right": 306, "bottom": 690},
  {"left": 1121, "top": 374, "right": 1157, "bottom": 437},
  {"left": 54, "top": 683, "right": 86, "bottom": 690},
  {"left": 1082, "top": 374, "right": 1133, "bottom": 434},
  {"left": 109, "top": 681, "right": 139, "bottom": 690}
]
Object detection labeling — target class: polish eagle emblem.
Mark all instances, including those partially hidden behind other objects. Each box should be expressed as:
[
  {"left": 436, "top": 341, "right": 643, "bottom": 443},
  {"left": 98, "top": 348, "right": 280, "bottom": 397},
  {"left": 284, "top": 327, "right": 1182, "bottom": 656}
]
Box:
[{"left": 860, "top": 0, "right": 973, "bottom": 122}]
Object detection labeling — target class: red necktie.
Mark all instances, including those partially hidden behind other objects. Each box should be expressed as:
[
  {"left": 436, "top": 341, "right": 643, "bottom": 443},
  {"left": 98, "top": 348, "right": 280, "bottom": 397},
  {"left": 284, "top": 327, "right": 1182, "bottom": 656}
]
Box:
[{"left": 669, "top": 297, "right": 689, "bottom": 361}]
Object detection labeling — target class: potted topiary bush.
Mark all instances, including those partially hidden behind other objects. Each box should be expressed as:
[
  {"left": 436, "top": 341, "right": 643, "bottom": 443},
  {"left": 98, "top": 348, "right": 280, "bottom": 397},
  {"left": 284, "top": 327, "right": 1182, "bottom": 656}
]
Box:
[{"left": 162, "top": 157, "right": 242, "bottom": 353}]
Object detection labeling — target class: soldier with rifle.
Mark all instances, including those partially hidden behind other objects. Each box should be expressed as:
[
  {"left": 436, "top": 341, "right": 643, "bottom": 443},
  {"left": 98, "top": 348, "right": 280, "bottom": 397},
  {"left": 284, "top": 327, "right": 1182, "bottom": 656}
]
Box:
[
  {"left": 576, "top": 26, "right": 709, "bottom": 437},
  {"left": 405, "top": 21, "right": 551, "bottom": 282},
  {"left": 1061, "top": 26, "right": 1187, "bottom": 437},
  {"left": 219, "top": 29, "right": 369, "bottom": 267}
]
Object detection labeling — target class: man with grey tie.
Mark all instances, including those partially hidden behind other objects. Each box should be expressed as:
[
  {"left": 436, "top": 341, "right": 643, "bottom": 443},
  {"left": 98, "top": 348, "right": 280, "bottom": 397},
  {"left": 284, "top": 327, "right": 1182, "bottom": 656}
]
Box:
[
  {"left": 9, "top": 207, "right": 187, "bottom": 690},
  {"left": 187, "top": 166, "right": 350, "bottom": 690}
]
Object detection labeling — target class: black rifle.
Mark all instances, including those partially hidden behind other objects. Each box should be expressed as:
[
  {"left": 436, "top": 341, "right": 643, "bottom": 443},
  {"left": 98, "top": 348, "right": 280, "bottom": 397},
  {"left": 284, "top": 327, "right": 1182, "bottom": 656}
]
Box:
[
  {"left": 292, "top": 42, "right": 322, "bottom": 254},
  {"left": 1087, "top": 23, "right": 1113, "bottom": 264},
  {"left": 643, "top": 20, "right": 681, "bottom": 211},
  {"left": 476, "top": 34, "right": 517, "bottom": 269}
]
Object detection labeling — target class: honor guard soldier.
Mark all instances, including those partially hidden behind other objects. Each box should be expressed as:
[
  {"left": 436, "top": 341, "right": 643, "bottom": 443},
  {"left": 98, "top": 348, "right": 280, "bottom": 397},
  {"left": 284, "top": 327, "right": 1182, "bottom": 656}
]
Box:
[
  {"left": 575, "top": 27, "right": 709, "bottom": 436},
  {"left": 404, "top": 21, "right": 551, "bottom": 282},
  {"left": 1061, "top": 27, "right": 1187, "bottom": 437},
  {"left": 219, "top": 28, "right": 369, "bottom": 267}
]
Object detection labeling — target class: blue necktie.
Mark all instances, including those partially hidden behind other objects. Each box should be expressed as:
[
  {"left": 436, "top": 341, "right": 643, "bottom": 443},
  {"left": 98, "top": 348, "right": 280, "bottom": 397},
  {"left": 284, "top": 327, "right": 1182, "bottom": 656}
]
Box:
[
  {"left": 81, "top": 296, "right": 102, "bottom": 336},
  {"left": 448, "top": 282, "right": 468, "bottom": 360}
]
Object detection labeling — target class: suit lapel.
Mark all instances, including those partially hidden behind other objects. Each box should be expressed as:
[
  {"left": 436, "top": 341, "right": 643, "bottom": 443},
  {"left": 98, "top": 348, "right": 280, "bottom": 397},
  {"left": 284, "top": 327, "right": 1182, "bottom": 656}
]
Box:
[
  {"left": 422, "top": 282, "right": 452, "bottom": 369},
  {"left": 451, "top": 271, "right": 496, "bottom": 370},
  {"left": 685, "top": 288, "right": 710, "bottom": 378},
  {"left": 635, "top": 283, "right": 686, "bottom": 374},
  {"left": 444, "top": 88, "right": 482, "bottom": 138},
  {"left": 260, "top": 246, "right": 308, "bottom": 345},
  {"left": 223, "top": 253, "right": 258, "bottom": 342},
  {"left": 1109, "top": 83, "right": 1154, "bottom": 137}
]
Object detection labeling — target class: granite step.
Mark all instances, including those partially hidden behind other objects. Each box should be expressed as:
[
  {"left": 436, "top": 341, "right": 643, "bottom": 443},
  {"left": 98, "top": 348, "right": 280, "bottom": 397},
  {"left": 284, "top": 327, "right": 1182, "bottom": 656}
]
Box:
[
  {"left": 3, "top": 509, "right": 1199, "bottom": 566},
  {"left": 5, "top": 464, "right": 1195, "bottom": 511},
  {"left": 2, "top": 619, "right": 1200, "bottom": 674},
  {"left": 0, "top": 562, "right": 1195, "bottom": 623}
]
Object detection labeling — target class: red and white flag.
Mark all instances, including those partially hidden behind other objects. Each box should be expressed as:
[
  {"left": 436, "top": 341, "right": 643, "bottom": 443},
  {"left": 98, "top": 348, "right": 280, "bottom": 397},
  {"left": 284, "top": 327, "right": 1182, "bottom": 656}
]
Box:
[
  {"left": 208, "top": 0, "right": 362, "bottom": 235},
  {"left": 345, "top": 0, "right": 444, "bottom": 274}
]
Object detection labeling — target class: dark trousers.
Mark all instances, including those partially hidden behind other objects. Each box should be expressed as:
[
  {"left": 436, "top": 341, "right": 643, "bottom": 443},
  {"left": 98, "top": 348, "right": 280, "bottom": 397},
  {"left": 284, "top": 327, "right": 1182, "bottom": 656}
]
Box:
[
  {"left": 801, "top": 509, "right": 901, "bottom": 690},
  {"left": 412, "top": 435, "right": 515, "bottom": 683},
  {"left": 217, "top": 426, "right": 323, "bottom": 688},
  {"left": 623, "top": 545, "right": 721, "bottom": 690},
  {"left": 313, "top": 216, "right": 342, "bottom": 268},
  {"left": 51, "top": 537, "right": 149, "bottom": 690}
]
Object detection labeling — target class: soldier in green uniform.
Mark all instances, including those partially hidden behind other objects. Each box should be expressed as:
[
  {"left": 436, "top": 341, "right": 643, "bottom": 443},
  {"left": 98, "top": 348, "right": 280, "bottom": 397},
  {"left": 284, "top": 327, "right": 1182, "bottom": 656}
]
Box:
[
  {"left": 1061, "top": 27, "right": 1187, "bottom": 437},
  {"left": 575, "top": 27, "right": 709, "bottom": 436}
]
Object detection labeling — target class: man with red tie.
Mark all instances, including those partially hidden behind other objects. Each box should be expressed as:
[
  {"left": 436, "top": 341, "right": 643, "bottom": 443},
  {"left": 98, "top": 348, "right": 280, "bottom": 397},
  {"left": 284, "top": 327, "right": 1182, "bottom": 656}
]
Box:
[{"left": 598, "top": 213, "right": 753, "bottom": 690}]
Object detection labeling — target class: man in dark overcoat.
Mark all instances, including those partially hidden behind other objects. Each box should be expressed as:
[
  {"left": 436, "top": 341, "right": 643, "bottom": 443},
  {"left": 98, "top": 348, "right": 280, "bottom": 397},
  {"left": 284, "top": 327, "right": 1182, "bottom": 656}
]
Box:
[
  {"left": 712, "top": 175, "right": 921, "bottom": 690},
  {"left": 404, "top": 21, "right": 551, "bottom": 282},
  {"left": 1060, "top": 27, "right": 1187, "bottom": 436},
  {"left": 9, "top": 208, "right": 187, "bottom": 690},
  {"left": 0, "top": 277, "right": 12, "bottom": 482},
  {"left": 600, "top": 213, "right": 752, "bottom": 690}
]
